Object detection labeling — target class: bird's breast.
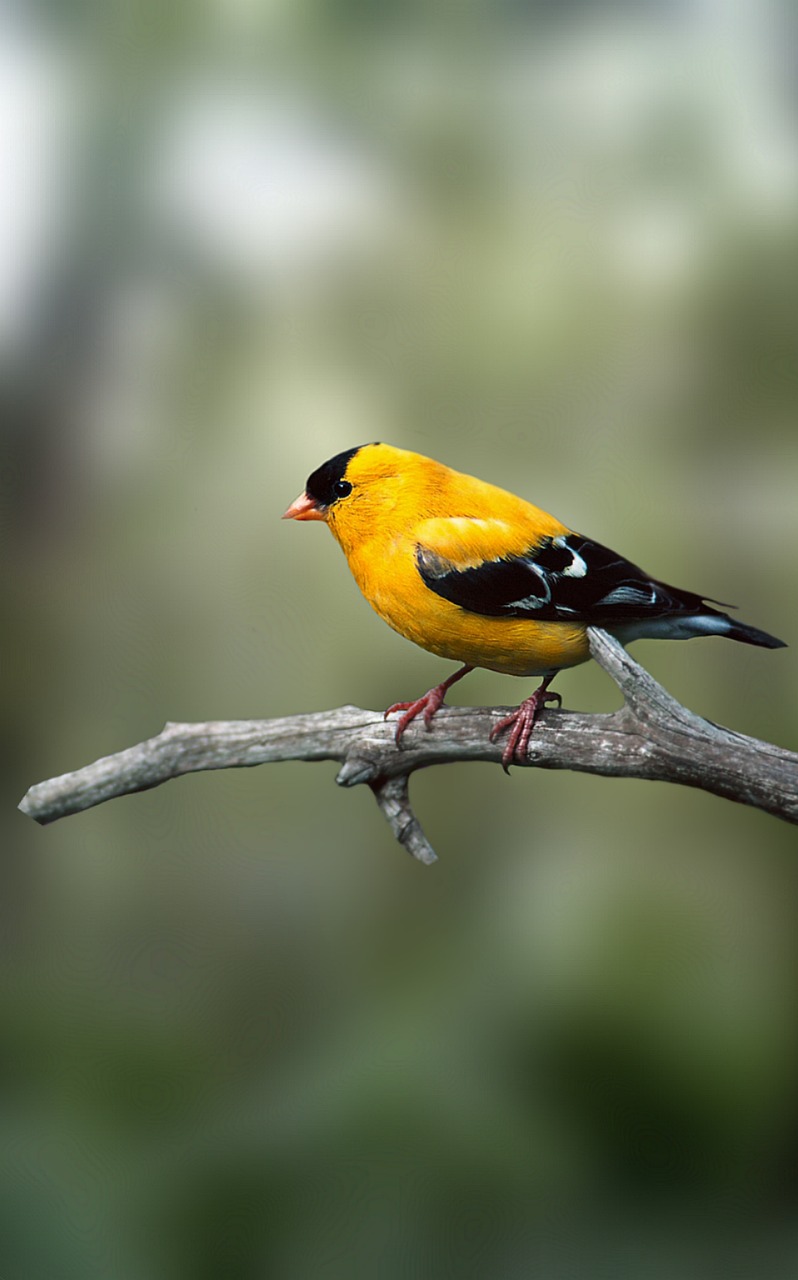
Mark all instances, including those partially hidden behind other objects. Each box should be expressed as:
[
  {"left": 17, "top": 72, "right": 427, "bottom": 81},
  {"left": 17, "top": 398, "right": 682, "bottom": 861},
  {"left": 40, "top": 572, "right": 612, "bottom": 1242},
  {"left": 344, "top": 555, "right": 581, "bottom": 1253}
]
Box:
[{"left": 347, "top": 537, "right": 590, "bottom": 677}]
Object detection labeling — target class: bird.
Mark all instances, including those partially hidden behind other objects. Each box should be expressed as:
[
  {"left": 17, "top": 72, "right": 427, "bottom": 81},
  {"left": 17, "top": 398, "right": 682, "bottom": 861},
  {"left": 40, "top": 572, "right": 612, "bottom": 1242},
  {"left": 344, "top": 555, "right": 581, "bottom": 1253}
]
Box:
[{"left": 283, "top": 442, "right": 786, "bottom": 769}]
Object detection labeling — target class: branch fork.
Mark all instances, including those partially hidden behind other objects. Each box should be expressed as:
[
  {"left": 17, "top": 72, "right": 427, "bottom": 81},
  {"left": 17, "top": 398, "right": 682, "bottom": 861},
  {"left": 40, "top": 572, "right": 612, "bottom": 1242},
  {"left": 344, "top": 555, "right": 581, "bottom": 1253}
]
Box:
[{"left": 18, "top": 630, "right": 797, "bottom": 864}]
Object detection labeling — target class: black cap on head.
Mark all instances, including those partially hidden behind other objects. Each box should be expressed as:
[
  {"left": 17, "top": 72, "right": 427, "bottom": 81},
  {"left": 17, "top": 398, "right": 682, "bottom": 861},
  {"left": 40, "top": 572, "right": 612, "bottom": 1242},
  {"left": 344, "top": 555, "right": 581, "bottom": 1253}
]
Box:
[
  {"left": 305, "top": 447, "right": 360, "bottom": 506},
  {"left": 305, "top": 445, "right": 374, "bottom": 507}
]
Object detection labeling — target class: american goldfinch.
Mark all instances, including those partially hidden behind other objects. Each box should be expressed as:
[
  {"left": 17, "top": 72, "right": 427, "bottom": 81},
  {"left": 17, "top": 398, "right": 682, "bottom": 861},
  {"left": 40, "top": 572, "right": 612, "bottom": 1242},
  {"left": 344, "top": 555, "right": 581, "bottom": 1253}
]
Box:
[{"left": 283, "top": 443, "right": 785, "bottom": 768}]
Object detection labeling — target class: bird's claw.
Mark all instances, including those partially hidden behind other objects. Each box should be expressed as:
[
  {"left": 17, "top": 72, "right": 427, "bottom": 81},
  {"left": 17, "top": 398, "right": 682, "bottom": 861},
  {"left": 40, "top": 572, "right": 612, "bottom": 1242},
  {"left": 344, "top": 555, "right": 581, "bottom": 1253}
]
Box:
[
  {"left": 384, "top": 666, "right": 473, "bottom": 747},
  {"left": 490, "top": 687, "right": 562, "bottom": 772},
  {"left": 385, "top": 688, "right": 447, "bottom": 745}
]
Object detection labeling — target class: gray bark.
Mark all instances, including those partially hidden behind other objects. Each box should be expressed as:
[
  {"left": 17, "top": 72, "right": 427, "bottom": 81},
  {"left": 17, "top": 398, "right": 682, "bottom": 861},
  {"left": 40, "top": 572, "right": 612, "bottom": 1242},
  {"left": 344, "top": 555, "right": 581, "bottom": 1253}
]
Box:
[{"left": 19, "top": 630, "right": 798, "bottom": 863}]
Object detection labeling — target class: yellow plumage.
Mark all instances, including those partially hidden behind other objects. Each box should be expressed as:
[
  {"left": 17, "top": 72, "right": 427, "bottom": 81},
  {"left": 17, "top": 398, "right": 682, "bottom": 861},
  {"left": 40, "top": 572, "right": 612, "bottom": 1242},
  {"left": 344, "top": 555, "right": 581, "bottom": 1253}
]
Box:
[
  {"left": 284, "top": 442, "right": 785, "bottom": 766},
  {"left": 317, "top": 444, "right": 588, "bottom": 677}
]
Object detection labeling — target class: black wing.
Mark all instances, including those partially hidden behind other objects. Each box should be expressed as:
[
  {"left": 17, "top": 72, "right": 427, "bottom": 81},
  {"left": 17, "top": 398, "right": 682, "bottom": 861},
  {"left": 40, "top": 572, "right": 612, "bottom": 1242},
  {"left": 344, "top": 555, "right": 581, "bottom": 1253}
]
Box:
[{"left": 416, "top": 533, "right": 708, "bottom": 624}]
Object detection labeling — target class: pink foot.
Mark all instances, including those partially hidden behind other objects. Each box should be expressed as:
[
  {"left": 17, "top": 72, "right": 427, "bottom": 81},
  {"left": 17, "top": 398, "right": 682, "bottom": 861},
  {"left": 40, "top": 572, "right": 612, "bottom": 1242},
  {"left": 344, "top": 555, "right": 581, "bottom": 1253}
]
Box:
[
  {"left": 385, "top": 665, "right": 473, "bottom": 746},
  {"left": 489, "top": 677, "right": 562, "bottom": 772}
]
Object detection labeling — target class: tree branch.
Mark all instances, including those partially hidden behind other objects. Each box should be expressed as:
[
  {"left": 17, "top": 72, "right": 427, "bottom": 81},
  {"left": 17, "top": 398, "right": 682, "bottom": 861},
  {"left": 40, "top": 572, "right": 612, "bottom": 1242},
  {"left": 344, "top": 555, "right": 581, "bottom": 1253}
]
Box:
[{"left": 18, "top": 630, "right": 797, "bottom": 863}]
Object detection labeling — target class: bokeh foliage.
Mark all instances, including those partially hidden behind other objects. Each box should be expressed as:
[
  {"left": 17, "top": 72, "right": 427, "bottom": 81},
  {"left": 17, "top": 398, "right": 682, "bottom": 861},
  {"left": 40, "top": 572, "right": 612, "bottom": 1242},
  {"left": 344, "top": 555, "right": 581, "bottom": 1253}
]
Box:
[{"left": 5, "top": 0, "right": 798, "bottom": 1275}]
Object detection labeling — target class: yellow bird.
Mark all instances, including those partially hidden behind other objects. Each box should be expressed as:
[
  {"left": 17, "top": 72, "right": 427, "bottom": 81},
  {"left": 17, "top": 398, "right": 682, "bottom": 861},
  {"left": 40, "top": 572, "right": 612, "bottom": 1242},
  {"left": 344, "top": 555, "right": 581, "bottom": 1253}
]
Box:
[{"left": 283, "top": 443, "right": 785, "bottom": 768}]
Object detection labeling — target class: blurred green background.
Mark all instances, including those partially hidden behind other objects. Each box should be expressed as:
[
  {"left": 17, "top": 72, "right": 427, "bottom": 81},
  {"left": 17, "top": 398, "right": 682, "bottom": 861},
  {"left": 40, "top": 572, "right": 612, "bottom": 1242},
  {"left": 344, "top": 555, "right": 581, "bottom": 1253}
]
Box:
[{"left": 5, "top": 1, "right": 798, "bottom": 1275}]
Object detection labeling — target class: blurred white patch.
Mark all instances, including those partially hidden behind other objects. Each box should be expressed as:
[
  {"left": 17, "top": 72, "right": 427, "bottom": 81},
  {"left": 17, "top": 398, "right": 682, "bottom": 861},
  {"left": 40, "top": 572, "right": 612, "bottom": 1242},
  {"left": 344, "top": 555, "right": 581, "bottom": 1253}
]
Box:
[
  {"left": 608, "top": 201, "right": 703, "bottom": 292},
  {"left": 153, "top": 83, "right": 401, "bottom": 291},
  {"left": 501, "top": 3, "right": 798, "bottom": 292},
  {"left": 696, "top": 0, "right": 798, "bottom": 213},
  {"left": 0, "top": 19, "right": 80, "bottom": 357}
]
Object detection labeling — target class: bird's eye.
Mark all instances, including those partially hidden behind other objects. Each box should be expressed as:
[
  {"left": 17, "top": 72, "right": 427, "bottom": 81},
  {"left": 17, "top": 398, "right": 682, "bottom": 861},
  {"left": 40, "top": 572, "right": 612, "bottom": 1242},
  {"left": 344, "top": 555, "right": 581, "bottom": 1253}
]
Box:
[{"left": 333, "top": 480, "right": 352, "bottom": 499}]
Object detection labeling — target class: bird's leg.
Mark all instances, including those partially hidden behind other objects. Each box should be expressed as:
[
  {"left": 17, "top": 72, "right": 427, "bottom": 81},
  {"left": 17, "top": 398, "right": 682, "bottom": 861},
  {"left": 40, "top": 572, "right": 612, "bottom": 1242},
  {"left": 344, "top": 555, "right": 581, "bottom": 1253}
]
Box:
[
  {"left": 490, "top": 674, "right": 562, "bottom": 772},
  {"left": 385, "top": 665, "right": 474, "bottom": 745}
]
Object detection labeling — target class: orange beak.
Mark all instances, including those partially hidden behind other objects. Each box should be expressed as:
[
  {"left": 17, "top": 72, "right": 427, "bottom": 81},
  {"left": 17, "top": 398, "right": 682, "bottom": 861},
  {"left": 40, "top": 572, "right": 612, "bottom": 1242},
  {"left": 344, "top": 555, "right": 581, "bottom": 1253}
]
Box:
[{"left": 282, "top": 491, "right": 326, "bottom": 522}]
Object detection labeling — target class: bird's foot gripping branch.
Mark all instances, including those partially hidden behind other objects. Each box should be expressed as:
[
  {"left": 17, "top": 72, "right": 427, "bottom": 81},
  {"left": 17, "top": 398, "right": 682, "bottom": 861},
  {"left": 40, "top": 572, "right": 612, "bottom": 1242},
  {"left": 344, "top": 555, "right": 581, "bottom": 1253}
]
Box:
[{"left": 18, "top": 631, "right": 798, "bottom": 865}]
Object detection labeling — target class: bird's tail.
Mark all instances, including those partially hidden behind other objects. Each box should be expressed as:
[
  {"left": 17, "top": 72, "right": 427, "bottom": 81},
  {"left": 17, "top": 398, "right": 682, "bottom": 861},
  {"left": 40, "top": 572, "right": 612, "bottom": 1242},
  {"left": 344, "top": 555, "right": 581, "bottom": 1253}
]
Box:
[
  {"left": 612, "top": 608, "right": 787, "bottom": 648},
  {"left": 717, "top": 617, "right": 787, "bottom": 649},
  {"left": 691, "top": 609, "right": 786, "bottom": 649}
]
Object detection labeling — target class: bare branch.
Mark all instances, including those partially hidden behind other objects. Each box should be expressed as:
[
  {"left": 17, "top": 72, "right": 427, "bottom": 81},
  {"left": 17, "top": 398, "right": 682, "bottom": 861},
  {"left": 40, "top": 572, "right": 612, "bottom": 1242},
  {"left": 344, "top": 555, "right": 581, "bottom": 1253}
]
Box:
[
  {"left": 18, "top": 630, "right": 797, "bottom": 862},
  {"left": 369, "top": 775, "right": 439, "bottom": 865}
]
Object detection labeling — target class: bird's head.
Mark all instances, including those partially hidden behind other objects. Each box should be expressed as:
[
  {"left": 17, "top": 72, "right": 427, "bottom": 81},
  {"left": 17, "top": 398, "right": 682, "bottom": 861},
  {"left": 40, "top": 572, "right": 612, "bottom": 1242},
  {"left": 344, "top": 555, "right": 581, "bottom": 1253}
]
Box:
[{"left": 283, "top": 443, "right": 445, "bottom": 553}]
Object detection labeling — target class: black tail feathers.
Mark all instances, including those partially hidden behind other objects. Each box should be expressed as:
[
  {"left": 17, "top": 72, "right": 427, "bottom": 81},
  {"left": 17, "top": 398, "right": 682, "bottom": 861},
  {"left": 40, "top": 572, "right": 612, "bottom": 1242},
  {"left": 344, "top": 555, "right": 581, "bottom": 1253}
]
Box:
[{"left": 722, "top": 618, "right": 787, "bottom": 649}]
